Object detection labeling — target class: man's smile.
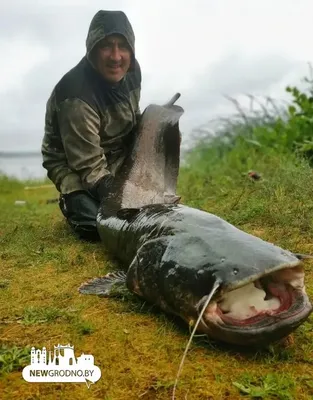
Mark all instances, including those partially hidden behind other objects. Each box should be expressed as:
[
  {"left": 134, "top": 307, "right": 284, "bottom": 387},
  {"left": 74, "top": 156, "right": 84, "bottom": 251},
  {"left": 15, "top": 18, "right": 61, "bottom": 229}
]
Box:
[{"left": 107, "top": 65, "right": 122, "bottom": 70}]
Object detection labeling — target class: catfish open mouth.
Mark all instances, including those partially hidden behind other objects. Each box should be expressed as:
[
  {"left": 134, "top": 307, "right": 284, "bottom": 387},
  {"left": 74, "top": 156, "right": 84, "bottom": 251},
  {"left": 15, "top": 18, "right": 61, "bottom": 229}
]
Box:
[{"left": 202, "top": 266, "right": 312, "bottom": 331}]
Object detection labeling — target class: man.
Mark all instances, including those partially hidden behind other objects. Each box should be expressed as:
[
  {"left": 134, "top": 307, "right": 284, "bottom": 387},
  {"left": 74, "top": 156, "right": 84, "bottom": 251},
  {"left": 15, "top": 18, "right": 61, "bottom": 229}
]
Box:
[{"left": 41, "top": 10, "right": 141, "bottom": 241}]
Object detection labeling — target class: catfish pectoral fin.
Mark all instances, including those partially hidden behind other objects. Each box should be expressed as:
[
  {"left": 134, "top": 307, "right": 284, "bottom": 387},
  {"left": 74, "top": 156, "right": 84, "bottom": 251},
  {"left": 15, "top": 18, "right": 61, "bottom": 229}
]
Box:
[
  {"left": 164, "top": 194, "right": 181, "bottom": 204},
  {"left": 78, "top": 271, "right": 127, "bottom": 297}
]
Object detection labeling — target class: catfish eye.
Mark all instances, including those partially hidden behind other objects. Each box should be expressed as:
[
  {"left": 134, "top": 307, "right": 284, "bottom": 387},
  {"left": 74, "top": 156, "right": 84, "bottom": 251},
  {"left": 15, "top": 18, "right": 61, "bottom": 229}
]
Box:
[{"left": 233, "top": 268, "right": 239, "bottom": 275}]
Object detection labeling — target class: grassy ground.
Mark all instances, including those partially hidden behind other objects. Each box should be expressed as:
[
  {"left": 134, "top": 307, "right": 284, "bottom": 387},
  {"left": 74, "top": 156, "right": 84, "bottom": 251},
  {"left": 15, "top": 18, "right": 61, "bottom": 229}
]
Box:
[{"left": 1, "top": 146, "right": 313, "bottom": 400}]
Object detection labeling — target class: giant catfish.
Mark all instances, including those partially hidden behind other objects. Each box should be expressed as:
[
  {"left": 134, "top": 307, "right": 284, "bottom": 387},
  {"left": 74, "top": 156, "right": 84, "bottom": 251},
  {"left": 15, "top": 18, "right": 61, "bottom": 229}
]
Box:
[{"left": 79, "top": 93, "right": 312, "bottom": 347}]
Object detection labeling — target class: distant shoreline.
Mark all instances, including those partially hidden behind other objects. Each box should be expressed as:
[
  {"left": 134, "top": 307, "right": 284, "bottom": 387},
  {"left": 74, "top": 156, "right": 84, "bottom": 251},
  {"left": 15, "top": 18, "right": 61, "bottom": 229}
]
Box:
[{"left": 0, "top": 152, "right": 41, "bottom": 158}]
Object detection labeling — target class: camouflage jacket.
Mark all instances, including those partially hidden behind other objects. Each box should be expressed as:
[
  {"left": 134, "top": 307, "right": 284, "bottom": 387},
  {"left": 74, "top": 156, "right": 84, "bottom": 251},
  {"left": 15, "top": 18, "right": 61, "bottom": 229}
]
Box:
[{"left": 41, "top": 11, "right": 141, "bottom": 194}]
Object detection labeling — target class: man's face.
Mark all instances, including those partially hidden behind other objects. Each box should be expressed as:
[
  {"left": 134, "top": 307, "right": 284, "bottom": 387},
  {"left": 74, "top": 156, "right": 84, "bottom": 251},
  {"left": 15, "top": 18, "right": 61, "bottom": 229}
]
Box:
[{"left": 93, "top": 34, "right": 132, "bottom": 83}]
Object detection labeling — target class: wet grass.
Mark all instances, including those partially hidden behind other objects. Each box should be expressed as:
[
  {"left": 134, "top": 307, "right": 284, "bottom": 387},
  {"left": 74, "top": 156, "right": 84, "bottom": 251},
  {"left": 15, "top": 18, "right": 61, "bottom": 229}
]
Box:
[
  {"left": 232, "top": 372, "right": 296, "bottom": 399},
  {"left": 0, "top": 345, "right": 30, "bottom": 375},
  {"left": 0, "top": 146, "right": 313, "bottom": 399}
]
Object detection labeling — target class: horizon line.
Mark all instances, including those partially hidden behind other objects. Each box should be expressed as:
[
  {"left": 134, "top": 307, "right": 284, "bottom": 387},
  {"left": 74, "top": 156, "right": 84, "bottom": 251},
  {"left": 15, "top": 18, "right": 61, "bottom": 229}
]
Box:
[{"left": 0, "top": 151, "right": 41, "bottom": 158}]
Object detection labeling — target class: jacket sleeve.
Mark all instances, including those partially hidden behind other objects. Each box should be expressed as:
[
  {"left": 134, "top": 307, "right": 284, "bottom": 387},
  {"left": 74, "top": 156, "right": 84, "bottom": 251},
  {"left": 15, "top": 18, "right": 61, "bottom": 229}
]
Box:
[{"left": 57, "top": 97, "right": 111, "bottom": 190}]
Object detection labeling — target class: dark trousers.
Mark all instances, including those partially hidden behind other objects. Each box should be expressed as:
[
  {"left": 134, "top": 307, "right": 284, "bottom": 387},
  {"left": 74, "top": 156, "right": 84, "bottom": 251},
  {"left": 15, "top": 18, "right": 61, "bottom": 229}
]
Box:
[{"left": 59, "top": 191, "right": 101, "bottom": 242}]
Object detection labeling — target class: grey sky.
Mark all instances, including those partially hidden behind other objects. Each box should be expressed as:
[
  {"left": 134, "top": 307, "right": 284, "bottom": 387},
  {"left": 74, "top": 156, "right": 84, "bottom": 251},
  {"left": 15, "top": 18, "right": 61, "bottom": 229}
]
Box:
[{"left": 1, "top": 0, "right": 313, "bottom": 152}]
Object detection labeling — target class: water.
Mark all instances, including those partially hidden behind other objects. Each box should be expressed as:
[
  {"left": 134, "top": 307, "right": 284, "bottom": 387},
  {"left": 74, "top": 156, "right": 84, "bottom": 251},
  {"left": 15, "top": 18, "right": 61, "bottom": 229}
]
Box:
[
  {"left": 0, "top": 154, "right": 47, "bottom": 181},
  {"left": 0, "top": 147, "right": 191, "bottom": 182}
]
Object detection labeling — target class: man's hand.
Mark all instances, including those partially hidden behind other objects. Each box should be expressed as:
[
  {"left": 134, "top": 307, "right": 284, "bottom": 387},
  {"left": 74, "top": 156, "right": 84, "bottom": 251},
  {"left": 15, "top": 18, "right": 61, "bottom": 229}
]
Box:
[{"left": 89, "top": 174, "right": 114, "bottom": 201}]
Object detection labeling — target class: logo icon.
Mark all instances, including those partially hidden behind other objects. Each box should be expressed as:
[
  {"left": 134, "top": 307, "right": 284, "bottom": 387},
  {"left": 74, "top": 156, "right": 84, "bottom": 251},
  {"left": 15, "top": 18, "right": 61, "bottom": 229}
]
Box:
[{"left": 22, "top": 343, "right": 101, "bottom": 388}]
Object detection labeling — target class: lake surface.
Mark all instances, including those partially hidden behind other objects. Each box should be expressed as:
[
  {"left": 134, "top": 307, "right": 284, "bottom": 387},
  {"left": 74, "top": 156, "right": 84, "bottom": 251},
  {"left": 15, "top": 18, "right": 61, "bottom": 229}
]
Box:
[
  {"left": 0, "top": 147, "right": 190, "bottom": 182},
  {"left": 0, "top": 154, "right": 47, "bottom": 180}
]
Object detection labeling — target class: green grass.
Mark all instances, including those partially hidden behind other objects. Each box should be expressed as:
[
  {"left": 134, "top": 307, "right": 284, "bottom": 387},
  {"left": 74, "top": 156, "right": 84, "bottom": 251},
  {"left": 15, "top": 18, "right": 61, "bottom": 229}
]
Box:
[
  {"left": 233, "top": 372, "right": 296, "bottom": 399},
  {"left": 1, "top": 145, "right": 313, "bottom": 400},
  {"left": 0, "top": 345, "right": 30, "bottom": 375}
]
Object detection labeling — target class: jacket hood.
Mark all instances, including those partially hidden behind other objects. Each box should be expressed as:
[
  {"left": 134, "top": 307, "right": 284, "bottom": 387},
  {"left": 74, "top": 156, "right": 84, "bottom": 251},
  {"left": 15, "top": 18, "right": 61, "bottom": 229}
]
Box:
[{"left": 86, "top": 10, "right": 136, "bottom": 69}]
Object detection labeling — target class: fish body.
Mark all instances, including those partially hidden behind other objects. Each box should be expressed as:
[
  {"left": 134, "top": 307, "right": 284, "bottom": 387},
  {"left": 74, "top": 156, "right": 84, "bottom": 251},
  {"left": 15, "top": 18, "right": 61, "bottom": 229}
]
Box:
[
  {"left": 79, "top": 93, "right": 312, "bottom": 346},
  {"left": 90, "top": 202, "right": 312, "bottom": 346}
]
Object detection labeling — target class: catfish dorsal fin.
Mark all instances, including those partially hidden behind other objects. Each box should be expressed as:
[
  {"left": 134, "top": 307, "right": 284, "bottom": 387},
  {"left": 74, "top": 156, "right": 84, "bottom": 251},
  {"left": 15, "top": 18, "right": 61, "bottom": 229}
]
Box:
[{"left": 116, "top": 208, "right": 141, "bottom": 222}]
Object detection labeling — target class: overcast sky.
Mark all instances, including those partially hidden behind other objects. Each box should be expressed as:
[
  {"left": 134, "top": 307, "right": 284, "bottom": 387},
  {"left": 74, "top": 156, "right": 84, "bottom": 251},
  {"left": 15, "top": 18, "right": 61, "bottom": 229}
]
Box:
[{"left": 1, "top": 0, "right": 313, "bottom": 152}]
